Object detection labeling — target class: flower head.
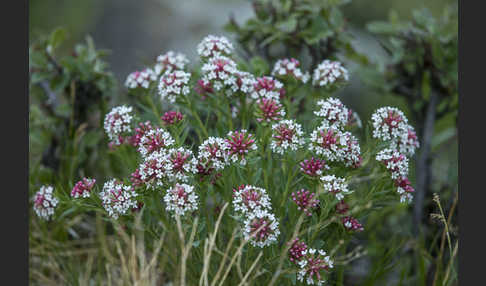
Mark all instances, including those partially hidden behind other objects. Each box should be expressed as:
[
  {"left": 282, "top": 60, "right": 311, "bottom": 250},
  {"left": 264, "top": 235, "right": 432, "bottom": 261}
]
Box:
[
  {"left": 300, "top": 157, "right": 328, "bottom": 177},
  {"left": 251, "top": 76, "right": 285, "bottom": 101},
  {"left": 162, "top": 111, "right": 184, "bottom": 126},
  {"left": 390, "top": 125, "right": 420, "bottom": 156},
  {"left": 197, "top": 137, "right": 230, "bottom": 172},
  {"left": 291, "top": 189, "right": 320, "bottom": 216},
  {"left": 154, "top": 51, "right": 189, "bottom": 75},
  {"left": 129, "top": 121, "right": 154, "bottom": 147},
  {"left": 164, "top": 183, "right": 198, "bottom": 217},
  {"left": 232, "top": 185, "right": 272, "bottom": 215},
  {"left": 137, "top": 150, "right": 173, "bottom": 189},
  {"left": 200, "top": 56, "right": 239, "bottom": 96},
  {"left": 320, "top": 175, "right": 351, "bottom": 201},
  {"left": 166, "top": 147, "right": 198, "bottom": 183},
  {"left": 309, "top": 124, "right": 361, "bottom": 167},
  {"left": 314, "top": 97, "right": 349, "bottom": 128},
  {"left": 312, "top": 59, "right": 349, "bottom": 87},
  {"left": 33, "top": 185, "right": 59, "bottom": 220},
  {"left": 197, "top": 35, "right": 234, "bottom": 60},
  {"left": 138, "top": 128, "right": 175, "bottom": 157},
  {"left": 342, "top": 216, "right": 364, "bottom": 232},
  {"left": 243, "top": 210, "right": 280, "bottom": 248},
  {"left": 395, "top": 176, "right": 415, "bottom": 203},
  {"left": 255, "top": 97, "right": 286, "bottom": 123},
  {"left": 100, "top": 179, "right": 138, "bottom": 219},
  {"left": 376, "top": 148, "right": 409, "bottom": 180},
  {"left": 272, "top": 58, "right": 310, "bottom": 83},
  {"left": 195, "top": 79, "right": 214, "bottom": 98},
  {"left": 125, "top": 68, "right": 157, "bottom": 89},
  {"left": 371, "top": 107, "right": 409, "bottom": 142},
  {"left": 270, "top": 119, "right": 305, "bottom": 155},
  {"left": 288, "top": 238, "right": 308, "bottom": 264},
  {"left": 297, "top": 248, "right": 334, "bottom": 286},
  {"left": 235, "top": 70, "right": 257, "bottom": 95},
  {"left": 158, "top": 70, "right": 191, "bottom": 103},
  {"left": 104, "top": 105, "right": 134, "bottom": 145},
  {"left": 226, "top": 130, "right": 258, "bottom": 165},
  {"left": 71, "top": 178, "right": 96, "bottom": 198}
]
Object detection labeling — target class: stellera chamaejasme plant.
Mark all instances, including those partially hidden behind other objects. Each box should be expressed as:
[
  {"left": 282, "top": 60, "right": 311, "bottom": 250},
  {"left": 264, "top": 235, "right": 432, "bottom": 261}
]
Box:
[{"left": 32, "top": 35, "right": 420, "bottom": 285}]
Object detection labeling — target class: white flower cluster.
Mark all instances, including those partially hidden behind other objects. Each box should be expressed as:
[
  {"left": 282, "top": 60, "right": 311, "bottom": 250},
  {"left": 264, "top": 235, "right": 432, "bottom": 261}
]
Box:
[
  {"left": 154, "top": 51, "right": 189, "bottom": 75},
  {"left": 166, "top": 147, "right": 198, "bottom": 183},
  {"left": 371, "top": 107, "right": 410, "bottom": 142},
  {"left": 320, "top": 175, "right": 351, "bottom": 200},
  {"left": 314, "top": 97, "right": 350, "bottom": 128},
  {"left": 104, "top": 105, "right": 133, "bottom": 145},
  {"left": 138, "top": 150, "right": 174, "bottom": 189},
  {"left": 271, "top": 58, "right": 310, "bottom": 83},
  {"left": 158, "top": 70, "right": 191, "bottom": 103},
  {"left": 235, "top": 70, "right": 257, "bottom": 95},
  {"left": 376, "top": 148, "right": 409, "bottom": 180},
  {"left": 232, "top": 185, "right": 272, "bottom": 216},
  {"left": 312, "top": 60, "right": 349, "bottom": 87},
  {"left": 197, "top": 137, "right": 230, "bottom": 171},
  {"left": 270, "top": 119, "right": 306, "bottom": 155},
  {"left": 163, "top": 183, "right": 198, "bottom": 217},
  {"left": 389, "top": 126, "right": 420, "bottom": 157},
  {"left": 33, "top": 185, "right": 59, "bottom": 221},
  {"left": 100, "top": 179, "right": 137, "bottom": 219},
  {"left": 197, "top": 35, "right": 234, "bottom": 59},
  {"left": 309, "top": 124, "right": 361, "bottom": 167},
  {"left": 200, "top": 55, "right": 239, "bottom": 97},
  {"left": 297, "top": 248, "right": 334, "bottom": 286},
  {"left": 138, "top": 128, "right": 175, "bottom": 158},
  {"left": 232, "top": 185, "right": 280, "bottom": 248},
  {"left": 125, "top": 68, "right": 157, "bottom": 89},
  {"left": 250, "top": 76, "right": 284, "bottom": 101}
]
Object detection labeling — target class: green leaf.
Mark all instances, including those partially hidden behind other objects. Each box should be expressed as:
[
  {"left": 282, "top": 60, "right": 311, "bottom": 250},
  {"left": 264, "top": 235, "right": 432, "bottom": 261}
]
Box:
[
  {"left": 277, "top": 17, "right": 298, "bottom": 33},
  {"left": 49, "top": 27, "right": 67, "bottom": 51}
]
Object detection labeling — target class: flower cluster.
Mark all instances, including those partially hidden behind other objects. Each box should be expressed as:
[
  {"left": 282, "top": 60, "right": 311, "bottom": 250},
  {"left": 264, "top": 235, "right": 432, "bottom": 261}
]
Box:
[
  {"left": 270, "top": 119, "right": 305, "bottom": 155},
  {"left": 314, "top": 97, "right": 350, "bottom": 128},
  {"left": 342, "top": 216, "right": 364, "bottom": 232},
  {"left": 195, "top": 79, "right": 214, "bottom": 98},
  {"left": 154, "top": 51, "right": 189, "bottom": 75},
  {"left": 271, "top": 58, "right": 310, "bottom": 83},
  {"left": 371, "top": 107, "right": 410, "bottom": 142},
  {"left": 137, "top": 151, "right": 174, "bottom": 189},
  {"left": 375, "top": 148, "right": 409, "bottom": 180},
  {"left": 232, "top": 185, "right": 280, "bottom": 248},
  {"left": 138, "top": 128, "right": 175, "bottom": 157},
  {"left": 99, "top": 179, "right": 138, "bottom": 219},
  {"left": 129, "top": 121, "right": 154, "bottom": 147},
  {"left": 197, "top": 35, "right": 234, "bottom": 60},
  {"left": 395, "top": 176, "right": 415, "bottom": 203},
  {"left": 390, "top": 126, "right": 420, "bottom": 156},
  {"left": 291, "top": 189, "right": 320, "bottom": 216},
  {"left": 200, "top": 56, "right": 240, "bottom": 96},
  {"left": 166, "top": 147, "right": 198, "bottom": 183},
  {"left": 226, "top": 130, "right": 258, "bottom": 165},
  {"left": 158, "top": 70, "right": 191, "bottom": 103},
  {"left": 197, "top": 137, "right": 230, "bottom": 173},
  {"left": 251, "top": 76, "right": 285, "bottom": 101},
  {"left": 71, "top": 178, "right": 96, "bottom": 198},
  {"left": 162, "top": 111, "right": 184, "bottom": 125},
  {"left": 104, "top": 105, "right": 134, "bottom": 145},
  {"left": 312, "top": 60, "right": 349, "bottom": 87},
  {"left": 297, "top": 248, "right": 334, "bottom": 286},
  {"left": 255, "top": 97, "right": 285, "bottom": 123},
  {"left": 300, "top": 157, "right": 328, "bottom": 177},
  {"left": 320, "top": 175, "right": 351, "bottom": 200},
  {"left": 33, "top": 185, "right": 59, "bottom": 220},
  {"left": 309, "top": 124, "right": 361, "bottom": 167},
  {"left": 125, "top": 68, "right": 157, "bottom": 89},
  {"left": 163, "top": 183, "right": 198, "bottom": 217},
  {"left": 235, "top": 70, "right": 257, "bottom": 95},
  {"left": 288, "top": 238, "right": 308, "bottom": 264}
]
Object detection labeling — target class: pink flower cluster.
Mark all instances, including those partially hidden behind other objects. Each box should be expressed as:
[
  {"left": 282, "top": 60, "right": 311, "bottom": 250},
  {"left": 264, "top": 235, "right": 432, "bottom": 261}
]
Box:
[
  {"left": 99, "top": 179, "right": 138, "bottom": 219},
  {"left": 158, "top": 70, "right": 191, "bottom": 103},
  {"left": 138, "top": 128, "right": 175, "bottom": 158},
  {"left": 291, "top": 189, "right": 320, "bottom": 216},
  {"left": 342, "top": 216, "right": 364, "bottom": 232},
  {"left": 255, "top": 97, "right": 285, "bottom": 123},
  {"left": 163, "top": 183, "right": 198, "bottom": 217},
  {"left": 288, "top": 238, "right": 334, "bottom": 285},
  {"left": 162, "top": 111, "right": 184, "bottom": 125},
  {"left": 288, "top": 238, "right": 308, "bottom": 264},
  {"left": 226, "top": 130, "right": 258, "bottom": 165},
  {"left": 104, "top": 105, "right": 133, "bottom": 146},
  {"left": 71, "top": 178, "right": 96, "bottom": 198},
  {"left": 125, "top": 68, "right": 157, "bottom": 89},
  {"left": 33, "top": 185, "right": 59, "bottom": 221},
  {"left": 154, "top": 51, "right": 189, "bottom": 75},
  {"left": 251, "top": 76, "right": 285, "bottom": 101},
  {"left": 270, "top": 119, "right": 305, "bottom": 155}
]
